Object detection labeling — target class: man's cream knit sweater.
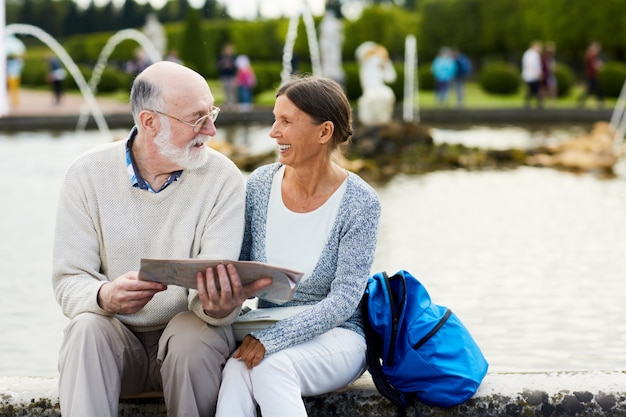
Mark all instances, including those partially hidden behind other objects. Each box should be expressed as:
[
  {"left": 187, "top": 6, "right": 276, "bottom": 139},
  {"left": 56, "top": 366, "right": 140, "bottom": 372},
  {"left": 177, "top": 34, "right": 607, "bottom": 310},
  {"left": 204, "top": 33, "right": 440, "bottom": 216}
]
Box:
[{"left": 52, "top": 137, "right": 245, "bottom": 331}]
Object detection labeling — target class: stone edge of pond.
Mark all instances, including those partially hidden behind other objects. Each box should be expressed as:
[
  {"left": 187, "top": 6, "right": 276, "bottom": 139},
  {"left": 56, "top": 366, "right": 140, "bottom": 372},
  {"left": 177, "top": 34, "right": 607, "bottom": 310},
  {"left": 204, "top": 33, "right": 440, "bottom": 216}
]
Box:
[
  {"left": 0, "top": 107, "right": 613, "bottom": 132},
  {"left": 2, "top": 371, "right": 625, "bottom": 417}
]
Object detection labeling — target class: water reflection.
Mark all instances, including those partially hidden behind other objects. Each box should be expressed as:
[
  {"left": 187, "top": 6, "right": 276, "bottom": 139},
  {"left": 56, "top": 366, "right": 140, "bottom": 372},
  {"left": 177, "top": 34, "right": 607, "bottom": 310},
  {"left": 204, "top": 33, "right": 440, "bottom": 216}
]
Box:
[{"left": 0, "top": 126, "right": 624, "bottom": 377}]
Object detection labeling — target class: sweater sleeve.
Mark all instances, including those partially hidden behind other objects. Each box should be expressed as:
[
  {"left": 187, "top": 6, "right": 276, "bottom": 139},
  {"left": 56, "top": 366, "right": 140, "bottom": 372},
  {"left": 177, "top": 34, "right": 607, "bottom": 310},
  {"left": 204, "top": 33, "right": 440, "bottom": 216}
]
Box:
[{"left": 52, "top": 154, "right": 115, "bottom": 319}]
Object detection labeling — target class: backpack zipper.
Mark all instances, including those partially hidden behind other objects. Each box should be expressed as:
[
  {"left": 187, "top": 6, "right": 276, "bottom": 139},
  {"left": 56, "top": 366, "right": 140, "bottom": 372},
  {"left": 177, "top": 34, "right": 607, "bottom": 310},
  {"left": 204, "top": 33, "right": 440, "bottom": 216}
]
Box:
[
  {"left": 413, "top": 308, "right": 452, "bottom": 350},
  {"left": 384, "top": 272, "right": 404, "bottom": 366}
]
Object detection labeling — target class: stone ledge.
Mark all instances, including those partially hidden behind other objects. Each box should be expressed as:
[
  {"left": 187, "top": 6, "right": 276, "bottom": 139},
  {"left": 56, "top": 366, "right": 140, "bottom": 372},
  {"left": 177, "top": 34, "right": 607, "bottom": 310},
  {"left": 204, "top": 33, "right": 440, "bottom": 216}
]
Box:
[
  {"left": 1, "top": 371, "right": 625, "bottom": 417},
  {"left": 0, "top": 107, "right": 613, "bottom": 132}
]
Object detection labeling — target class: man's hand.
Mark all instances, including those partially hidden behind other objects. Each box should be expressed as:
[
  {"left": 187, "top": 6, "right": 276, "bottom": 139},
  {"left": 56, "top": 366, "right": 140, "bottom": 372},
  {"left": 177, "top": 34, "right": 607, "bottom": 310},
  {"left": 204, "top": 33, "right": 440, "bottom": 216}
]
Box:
[
  {"left": 196, "top": 263, "right": 272, "bottom": 318},
  {"left": 233, "top": 334, "right": 266, "bottom": 368},
  {"left": 98, "top": 271, "right": 167, "bottom": 314}
]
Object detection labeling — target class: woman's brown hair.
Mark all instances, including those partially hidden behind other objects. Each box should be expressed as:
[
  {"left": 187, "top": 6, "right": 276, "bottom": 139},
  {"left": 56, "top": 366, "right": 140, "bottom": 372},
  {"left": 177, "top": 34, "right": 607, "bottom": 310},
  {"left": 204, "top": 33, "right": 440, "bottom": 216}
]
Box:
[{"left": 276, "top": 76, "right": 353, "bottom": 148}]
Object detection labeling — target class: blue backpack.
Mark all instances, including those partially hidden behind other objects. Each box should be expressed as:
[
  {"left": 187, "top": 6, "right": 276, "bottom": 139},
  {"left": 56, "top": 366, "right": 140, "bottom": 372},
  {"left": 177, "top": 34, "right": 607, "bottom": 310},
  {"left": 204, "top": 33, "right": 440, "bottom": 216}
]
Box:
[{"left": 362, "top": 270, "right": 488, "bottom": 416}]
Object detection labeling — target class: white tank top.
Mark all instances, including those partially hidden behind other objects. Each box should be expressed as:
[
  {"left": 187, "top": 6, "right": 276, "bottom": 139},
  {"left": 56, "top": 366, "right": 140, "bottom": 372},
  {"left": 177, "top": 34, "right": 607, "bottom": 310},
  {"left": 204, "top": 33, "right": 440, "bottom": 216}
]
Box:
[{"left": 266, "top": 165, "right": 347, "bottom": 282}]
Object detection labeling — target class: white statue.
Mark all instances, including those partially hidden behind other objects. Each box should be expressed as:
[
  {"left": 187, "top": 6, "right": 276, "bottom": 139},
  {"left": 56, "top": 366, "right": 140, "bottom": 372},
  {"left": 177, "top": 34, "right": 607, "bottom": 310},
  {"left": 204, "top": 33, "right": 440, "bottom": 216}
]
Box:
[
  {"left": 319, "top": 9, "right": 345, "bottom": 84},
  {"left": 143, "top": 13, "right": 167, "bottom": 58},
  {"left": 355, "top": 41, "right": 397, "bottom": 126}
]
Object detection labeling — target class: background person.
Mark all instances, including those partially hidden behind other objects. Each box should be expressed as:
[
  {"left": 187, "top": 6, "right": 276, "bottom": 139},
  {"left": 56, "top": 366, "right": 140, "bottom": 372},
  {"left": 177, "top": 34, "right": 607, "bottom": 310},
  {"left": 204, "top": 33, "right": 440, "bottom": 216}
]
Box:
[
  {"left": 6, "top": 54, "right": 24, "bottom": 108},
  {"left": 578, "top": 41, "right": 604, "bottom": 108},
  {"left": 217, "top": 43, "right": 238, "bottom": 110},
  {"left": 541, "top": 41, "right": 558, "bottom": 107},
  {"left": 452, "top": 48, "right": 472, "bottom": 107},
  {"left": 521, "top": 40, "right": 544, "bottom": 108},
  {"left": 52, "top": 61, "right": 271, "bottom": 417},
  {"left": 216, "top": 76, "right": 381, "bottom": 417},
  {"left": 235, "top": 54, "right": 256, "bottom": 112},
  {"left": 47, "top": 54, "right": 66, "bottom": 105},
  {"left": 431, "top": 47, "right": 457, "bottom": 106}
]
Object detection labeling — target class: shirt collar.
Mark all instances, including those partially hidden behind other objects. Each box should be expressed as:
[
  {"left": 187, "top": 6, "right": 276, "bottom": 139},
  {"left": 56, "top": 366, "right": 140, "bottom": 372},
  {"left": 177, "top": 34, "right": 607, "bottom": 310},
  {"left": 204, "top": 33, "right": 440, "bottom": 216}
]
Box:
[{"left": 125, "top": 126, "right": 182, "bottom": 193}]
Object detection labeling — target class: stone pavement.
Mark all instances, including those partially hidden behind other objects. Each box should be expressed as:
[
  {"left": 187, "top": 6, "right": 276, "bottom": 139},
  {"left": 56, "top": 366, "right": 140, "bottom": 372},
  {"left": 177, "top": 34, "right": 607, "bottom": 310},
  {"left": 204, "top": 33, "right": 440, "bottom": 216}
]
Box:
[
  {"left": 5, "top": 88, "right": 130, "bottom": 117},
  {"left": 2, "top": 371, "right": 626, "bottom": 417}
]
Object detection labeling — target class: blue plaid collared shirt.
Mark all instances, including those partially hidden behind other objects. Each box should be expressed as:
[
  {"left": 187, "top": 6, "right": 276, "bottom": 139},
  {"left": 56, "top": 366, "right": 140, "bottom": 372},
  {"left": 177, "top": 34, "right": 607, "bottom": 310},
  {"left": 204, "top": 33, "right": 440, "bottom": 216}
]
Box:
[{"left": 125, "top": 127, "right": 182, "bottom": 193}]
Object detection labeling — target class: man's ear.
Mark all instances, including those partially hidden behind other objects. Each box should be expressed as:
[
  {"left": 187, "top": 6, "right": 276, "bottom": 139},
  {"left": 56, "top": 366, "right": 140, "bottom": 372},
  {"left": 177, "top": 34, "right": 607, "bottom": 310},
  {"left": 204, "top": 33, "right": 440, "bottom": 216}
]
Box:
[{"left": 139, "top": 110, "right": 159, "bottom": 135}]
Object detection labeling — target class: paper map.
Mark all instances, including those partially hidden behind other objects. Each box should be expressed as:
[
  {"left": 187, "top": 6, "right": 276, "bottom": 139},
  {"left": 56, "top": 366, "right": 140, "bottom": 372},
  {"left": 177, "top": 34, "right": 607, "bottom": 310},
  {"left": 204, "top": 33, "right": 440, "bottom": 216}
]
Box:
[{"left": 139, "top": 258, "right": 303, "bottom": 304}]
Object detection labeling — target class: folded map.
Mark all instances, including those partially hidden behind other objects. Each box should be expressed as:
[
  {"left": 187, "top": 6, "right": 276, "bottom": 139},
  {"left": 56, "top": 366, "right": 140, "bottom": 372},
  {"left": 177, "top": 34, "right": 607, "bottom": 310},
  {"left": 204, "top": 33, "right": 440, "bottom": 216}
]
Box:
[{"left": 139, "top": 258, "right": 303, "bottom": 304}]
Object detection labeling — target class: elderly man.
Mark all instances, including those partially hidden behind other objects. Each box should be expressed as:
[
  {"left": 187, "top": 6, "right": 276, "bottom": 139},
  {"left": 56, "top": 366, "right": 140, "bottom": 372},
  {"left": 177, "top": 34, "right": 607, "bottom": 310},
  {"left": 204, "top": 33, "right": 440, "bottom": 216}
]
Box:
[{"left": 52, "top": 61, "right": 270, "bottom": 417}]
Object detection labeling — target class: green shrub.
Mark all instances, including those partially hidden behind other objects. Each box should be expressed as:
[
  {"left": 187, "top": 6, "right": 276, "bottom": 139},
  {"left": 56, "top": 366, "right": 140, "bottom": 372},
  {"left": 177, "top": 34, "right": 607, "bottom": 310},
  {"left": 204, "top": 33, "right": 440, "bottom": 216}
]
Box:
[
  {"left": 343, "top": 5, "right": 419, "bottom": 61},
  {"left": 390, "top": 63, "right": 405, "bottom": 101},
  {"left": 479, "top": 62, "right": 520, "bottom": 95},
  {"left": 554, "top": 63, "right": 575, "bottom": 97},
  {"left": 21, "top": 55, "right": 48, "bottom": 86},
  {"left": 94, "top": 66, "right": 131, "bottom": 93},
  {"left": 418, "top": 64, "right": 435, "bottom": 91},
  {"left": 252, "top": 61, "right": 283, "bottom": 94},
  {"left": 343, "top": 62, "right": 360, "bottom": 101},
  {"left": 599, "top": 61, "right": 626, "bottom": 98},
  {"left": 180, "top": 8, "right": 210, "bottom": 77}
]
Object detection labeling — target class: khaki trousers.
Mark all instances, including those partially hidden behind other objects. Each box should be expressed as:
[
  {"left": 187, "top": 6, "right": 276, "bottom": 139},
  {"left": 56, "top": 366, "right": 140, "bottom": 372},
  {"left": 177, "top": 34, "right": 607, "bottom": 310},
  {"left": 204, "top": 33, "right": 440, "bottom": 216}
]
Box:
[{"left": 58, "top": 311, "right": 235, "bottom": 417}]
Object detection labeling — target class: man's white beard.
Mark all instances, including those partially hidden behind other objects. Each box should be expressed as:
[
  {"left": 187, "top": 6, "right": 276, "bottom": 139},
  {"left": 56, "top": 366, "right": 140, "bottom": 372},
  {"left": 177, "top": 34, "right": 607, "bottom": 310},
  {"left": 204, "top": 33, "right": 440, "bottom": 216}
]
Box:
[{"left": 154, "top": 120, "right": 209, "bottom": 170}]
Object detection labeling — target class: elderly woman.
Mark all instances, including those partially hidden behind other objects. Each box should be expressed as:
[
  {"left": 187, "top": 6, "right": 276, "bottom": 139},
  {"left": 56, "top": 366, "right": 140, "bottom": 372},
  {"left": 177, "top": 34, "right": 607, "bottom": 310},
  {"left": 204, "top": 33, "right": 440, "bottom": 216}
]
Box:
[{"left": 216, "top": 76, "right": 381, "bottom": 417}]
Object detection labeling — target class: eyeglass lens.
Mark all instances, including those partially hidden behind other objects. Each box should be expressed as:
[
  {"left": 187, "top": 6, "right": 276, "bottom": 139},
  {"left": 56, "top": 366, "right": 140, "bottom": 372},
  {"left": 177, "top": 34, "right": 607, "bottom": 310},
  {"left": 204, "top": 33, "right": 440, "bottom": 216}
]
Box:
[{"left": 193, "top": 108, "right": 220, "bottom": 133}]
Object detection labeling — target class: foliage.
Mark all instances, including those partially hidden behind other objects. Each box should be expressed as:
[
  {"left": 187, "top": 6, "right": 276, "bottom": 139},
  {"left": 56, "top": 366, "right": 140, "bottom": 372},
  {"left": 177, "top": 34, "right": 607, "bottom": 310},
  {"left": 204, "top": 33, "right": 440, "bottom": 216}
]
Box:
[
  {"left": 95, "top": 66, "right": 133, "bottom": 93},
  {"left": 343, "top": 62, "right": 360, "bottom": 101},
  {"left": 554, "top": 63, "right": 576, "bottom": 97},
  {"left": 179, "top": 8, "right": 209, "bottom": 75},
  {"left": 418, "top": 0, "right": 483, "bottom": 59},
  {"left": 21, "top": 55, "right": 48, "bottom": 86},
  {"left": 251, "top": 62, "right": 283, "bottom": 94},
  {"left": 599, "top": 61, "right": 626, "bottom": 98},
  {"left": 64, "top": 33, "right": 140, "bottom": 64},
  {"left": 389, "top": 63, "right": 405, "bottom": 101},
  {"left": 12, "top": 0, "right": 626, "bottom": 103},
  {"left": 230, "top": 20, "right": 285, "bottom": 62},
  {"left": 478, "top": 62, "right": 521, "bottom": 95},
  {"left": 343, "top": 5, "right": 419, "bottom": 61},
  {"left": 418, "top": 65, "right": 435, "bottom": 91}
]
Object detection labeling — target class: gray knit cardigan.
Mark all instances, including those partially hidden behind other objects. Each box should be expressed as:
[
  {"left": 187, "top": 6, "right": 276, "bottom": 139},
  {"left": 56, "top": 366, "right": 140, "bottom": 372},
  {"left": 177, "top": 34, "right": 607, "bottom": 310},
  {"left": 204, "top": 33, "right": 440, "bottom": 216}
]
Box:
[{"left": 240, "top": 163, "right": 381, "bottom": 356}]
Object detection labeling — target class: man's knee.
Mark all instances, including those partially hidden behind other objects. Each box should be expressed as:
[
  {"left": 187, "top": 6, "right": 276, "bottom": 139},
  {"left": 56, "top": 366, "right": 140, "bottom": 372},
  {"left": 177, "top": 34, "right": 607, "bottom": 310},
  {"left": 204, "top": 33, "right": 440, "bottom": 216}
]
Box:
[
  {"left": 159, "top": 312, "right": 235, "bottom": 368},
  {"left": 63, "top": 313, "right": 119, "bottom": 343}
]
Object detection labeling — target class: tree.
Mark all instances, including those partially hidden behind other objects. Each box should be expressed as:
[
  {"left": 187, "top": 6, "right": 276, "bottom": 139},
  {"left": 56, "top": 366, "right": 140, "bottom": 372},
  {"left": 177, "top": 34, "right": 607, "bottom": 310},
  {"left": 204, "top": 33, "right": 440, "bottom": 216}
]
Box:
[
  {"left": 179, "top": 7, "right": 209, "bottom": 76},
  {"left": 63, "top": 0, "right": 84, "bottom": 36},
  {"left": 121, "top": 0, "right": 144, "bottom": 29}
]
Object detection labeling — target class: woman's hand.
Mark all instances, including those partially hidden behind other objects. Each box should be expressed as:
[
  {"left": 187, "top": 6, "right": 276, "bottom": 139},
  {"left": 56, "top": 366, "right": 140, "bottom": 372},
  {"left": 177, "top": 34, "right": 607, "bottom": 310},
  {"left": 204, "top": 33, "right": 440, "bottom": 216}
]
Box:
[{"left": 233, "top": 334, "right": 266, "bottom": 368}]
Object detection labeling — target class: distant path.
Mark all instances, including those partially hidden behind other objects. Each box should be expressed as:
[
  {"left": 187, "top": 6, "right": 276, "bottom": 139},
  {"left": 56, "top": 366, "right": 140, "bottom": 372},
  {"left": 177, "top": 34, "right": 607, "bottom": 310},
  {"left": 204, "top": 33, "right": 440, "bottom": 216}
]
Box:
[
  {"left": 4, "top": 89, "right": 130, "bottom": 117},
  {"left": 0, "top": 88, "right": 613, "bottom": 132}
]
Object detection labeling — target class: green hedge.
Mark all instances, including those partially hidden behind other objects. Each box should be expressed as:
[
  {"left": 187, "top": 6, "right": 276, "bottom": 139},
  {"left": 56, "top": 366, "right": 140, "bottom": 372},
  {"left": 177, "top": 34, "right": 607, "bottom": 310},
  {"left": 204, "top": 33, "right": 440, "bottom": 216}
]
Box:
[
  {"left": 554, "top": 63, "right": 575, "bottom": 97},
  {"left": 478, "top": 62, "right": 521, "bottom": 95},
  {"left": 251, "top": 61, "right": 283, "bottom": 94},
  {"left": 418, "top": 64, "right": 435, "bottom": 91},
  {"left": 599, "top": 61, "right": 626, "bottom": 98}
]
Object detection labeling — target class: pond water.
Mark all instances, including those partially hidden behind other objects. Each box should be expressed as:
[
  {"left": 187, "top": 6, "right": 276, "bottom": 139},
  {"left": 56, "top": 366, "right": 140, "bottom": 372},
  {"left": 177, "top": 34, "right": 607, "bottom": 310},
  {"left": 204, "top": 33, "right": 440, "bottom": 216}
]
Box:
[{"left": 1, "top": 125, "right": 624, "bottom": 377}]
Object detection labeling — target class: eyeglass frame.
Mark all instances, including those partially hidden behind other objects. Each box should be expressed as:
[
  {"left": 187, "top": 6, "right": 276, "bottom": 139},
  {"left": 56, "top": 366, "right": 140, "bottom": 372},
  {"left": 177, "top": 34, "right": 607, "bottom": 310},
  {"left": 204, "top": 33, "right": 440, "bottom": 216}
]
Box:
[{"left": 149, "top": 107, "right": 220, "bottom": 133}]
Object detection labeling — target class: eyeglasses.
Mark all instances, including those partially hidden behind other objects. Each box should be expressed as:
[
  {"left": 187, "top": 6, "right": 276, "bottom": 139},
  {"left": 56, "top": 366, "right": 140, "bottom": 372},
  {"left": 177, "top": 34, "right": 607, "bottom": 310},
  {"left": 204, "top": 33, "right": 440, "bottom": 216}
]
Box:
[{"left": 150, "top": 107, "right": 220, "bottom": 133}]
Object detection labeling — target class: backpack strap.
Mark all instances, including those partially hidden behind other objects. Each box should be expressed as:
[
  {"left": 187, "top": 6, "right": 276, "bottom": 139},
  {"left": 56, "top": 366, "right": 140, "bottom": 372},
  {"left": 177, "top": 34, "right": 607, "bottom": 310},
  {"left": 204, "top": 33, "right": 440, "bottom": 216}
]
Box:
[{"left": 363, "top": 274, "right": 419, "bottom": 417}]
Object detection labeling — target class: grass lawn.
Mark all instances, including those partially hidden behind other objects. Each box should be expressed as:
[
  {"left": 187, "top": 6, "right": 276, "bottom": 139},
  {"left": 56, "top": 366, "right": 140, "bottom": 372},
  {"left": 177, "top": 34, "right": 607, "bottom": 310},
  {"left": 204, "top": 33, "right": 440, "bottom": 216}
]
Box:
[
  {"left": 99, "top": 80, "right": 614, "bottom": 111},
  {"left": 255, "top": 81, "right": 613, "bottom": 110}
]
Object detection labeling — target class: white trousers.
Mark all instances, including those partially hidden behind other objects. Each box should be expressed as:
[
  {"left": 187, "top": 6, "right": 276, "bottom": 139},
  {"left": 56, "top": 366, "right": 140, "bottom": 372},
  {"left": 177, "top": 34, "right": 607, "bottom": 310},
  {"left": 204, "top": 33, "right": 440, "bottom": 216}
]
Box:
[
  {"left": 216, "top": 327, "right": 366, "bottom": 417},
  {"left": 58, "top": 311, "right": 235, "bottom": 417}
]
